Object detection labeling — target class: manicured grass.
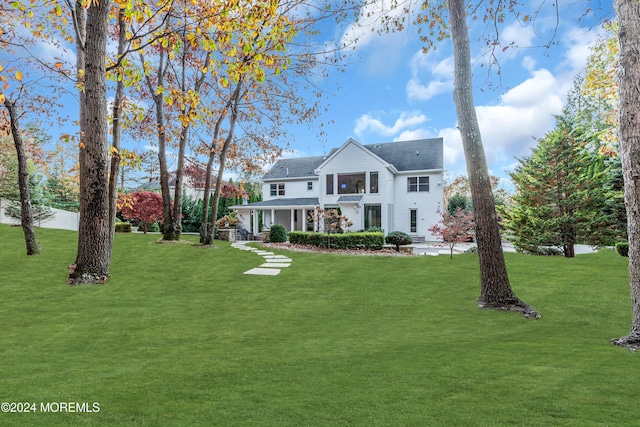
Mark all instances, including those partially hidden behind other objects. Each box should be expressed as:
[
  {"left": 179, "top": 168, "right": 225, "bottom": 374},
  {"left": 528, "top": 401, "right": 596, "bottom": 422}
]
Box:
[{"left": 0, "top": 224, "right": 637, "bottom": 426}]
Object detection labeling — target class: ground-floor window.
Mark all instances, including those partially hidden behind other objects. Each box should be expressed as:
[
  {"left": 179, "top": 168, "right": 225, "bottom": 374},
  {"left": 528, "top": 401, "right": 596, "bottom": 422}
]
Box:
[
  {"left": 364, "top": 205, "right": 382, "bottom": 230},
  {"left": 410, "top": 209, "right": 417, "bottom": 233}
]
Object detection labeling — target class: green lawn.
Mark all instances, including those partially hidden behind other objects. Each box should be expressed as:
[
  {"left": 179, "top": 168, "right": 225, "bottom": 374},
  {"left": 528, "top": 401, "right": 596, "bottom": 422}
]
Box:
[{"left": 0, "top": 224, "right": 637, "bottom": 426}]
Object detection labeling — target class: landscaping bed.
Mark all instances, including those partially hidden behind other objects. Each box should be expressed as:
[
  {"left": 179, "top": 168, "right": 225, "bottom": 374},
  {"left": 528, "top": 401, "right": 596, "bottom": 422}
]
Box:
[{"left": 260, "top": 241, "right": 411, "bottom": 256}]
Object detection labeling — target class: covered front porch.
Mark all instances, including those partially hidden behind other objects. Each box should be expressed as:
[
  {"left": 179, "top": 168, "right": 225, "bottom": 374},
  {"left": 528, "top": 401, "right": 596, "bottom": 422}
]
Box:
[{"left": 231, "top": 198, "right": 320, "bottom": 235}]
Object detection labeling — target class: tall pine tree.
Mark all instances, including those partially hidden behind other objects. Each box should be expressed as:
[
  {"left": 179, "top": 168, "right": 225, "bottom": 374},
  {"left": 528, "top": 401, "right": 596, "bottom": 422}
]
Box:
[{"left": 504, "top": 116, "right": 616, "bottom": 257}]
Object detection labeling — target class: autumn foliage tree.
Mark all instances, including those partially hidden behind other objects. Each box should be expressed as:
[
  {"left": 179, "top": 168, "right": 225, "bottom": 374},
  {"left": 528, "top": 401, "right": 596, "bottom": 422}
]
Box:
[
  {"left": 429, "top": 208, "right": 475, "bottom": 259},
  {"left": 117, "top": 191, "right": 164, "bottom": 234},
  {"left": 312, "top": 206, "right": 353, "bottom": 249}
]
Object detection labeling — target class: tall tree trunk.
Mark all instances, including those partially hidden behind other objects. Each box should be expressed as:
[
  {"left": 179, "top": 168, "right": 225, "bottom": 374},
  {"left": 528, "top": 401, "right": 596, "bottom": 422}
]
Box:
[
  {"left": 448, "top": 0, "right": 538, "bottom": 318},
  {"left": 169, "top": 124, "right": 188, "bottom": 240},
  {"left": 108, "top": 10, "right": 127, "bottom": 250},
  {"left": 3, "top": 99, "right": 39, "bottom": 255},
  {"left": 611, "top": 0, "right": 640, "bottom": 350},
  {"left": 68, "top": 0, "right": 111, "bottom": 284},
  {"left": 199, "top": 122, "right": 221, "bottom": 244},
  {"left": 204, "top": 82, "right": 242, "bottom": 245},
  {"left": 143, "top": 51, "right": 178, "bottom": 241}
]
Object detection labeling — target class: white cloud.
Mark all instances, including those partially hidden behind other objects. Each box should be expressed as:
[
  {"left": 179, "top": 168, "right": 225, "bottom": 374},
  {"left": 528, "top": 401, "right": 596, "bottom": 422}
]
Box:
[
  {"left": 501, "top": 69, "right": 556, "bottom": 106},
  {"left": 502, "top": 22, "right": 537, "bottom": 49},
  {"left": 406, "top": 79, "right": 451, "bottom": 102},
  {"left": 354, "top": 111, "right": 428, "bottom": 138},
  {"left": 560, "top": 26, "right": 605, "bottom": 74},
  {"left": 522, "top": 56, "right": 537, "bottom": 71},
  {"left": 438, "top": 67, "right": 564, "bottom": 175},
  {"left": 394, "top": 128, "right": 434, "bottom": 142},
  {"left": 406, "top": 51, "right": 454, "bottom": 101}
]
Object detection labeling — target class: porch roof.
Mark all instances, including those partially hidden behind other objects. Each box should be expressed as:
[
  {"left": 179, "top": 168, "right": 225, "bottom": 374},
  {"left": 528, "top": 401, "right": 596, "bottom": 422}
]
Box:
[
  {"left": 337, "top": 195, "right": 363, "bottom": 203},
  {"left": 230, "top": 197, "right": 319, "bottom": 210}
]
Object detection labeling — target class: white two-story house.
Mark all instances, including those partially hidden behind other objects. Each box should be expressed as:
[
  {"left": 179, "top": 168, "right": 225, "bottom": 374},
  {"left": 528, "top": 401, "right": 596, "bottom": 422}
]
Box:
[{"left": 232, "top": 138, "right": 444, "bottom": 241}]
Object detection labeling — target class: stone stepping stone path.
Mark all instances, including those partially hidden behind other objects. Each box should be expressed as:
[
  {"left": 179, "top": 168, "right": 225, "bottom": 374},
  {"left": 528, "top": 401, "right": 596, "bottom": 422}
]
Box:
[{"left": 231, "top": 242, "right": 292, "bottom": 276}]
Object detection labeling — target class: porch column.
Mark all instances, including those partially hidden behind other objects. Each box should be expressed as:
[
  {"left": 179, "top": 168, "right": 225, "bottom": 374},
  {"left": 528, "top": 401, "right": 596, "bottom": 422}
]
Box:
[
  {"left": 270, "top": 209, "right": 275, "bottom": 227},
  {"left": 253, "top": 210, "right": 259, "bottom": 235},
  {"left": 290, "top": 209, "right": 295, "bottom": 231},
  {"left": 302, "top": 208, "right": 307, "bottom": 232}
]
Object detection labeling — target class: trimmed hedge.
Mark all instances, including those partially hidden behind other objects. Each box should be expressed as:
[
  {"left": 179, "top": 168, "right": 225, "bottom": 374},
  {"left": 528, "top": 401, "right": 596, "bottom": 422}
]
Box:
[
  {"left": 115, "top": 222, "right": 132, "bottom": 233},
  {"left": 269, "top": 224, "right": 287, "bottom": 243},
  {"left": 289, "top": 231, "right": 384, "bottom": 250},
  {"left": 616, "top": 241, "right": 629, "bottom": 257}
]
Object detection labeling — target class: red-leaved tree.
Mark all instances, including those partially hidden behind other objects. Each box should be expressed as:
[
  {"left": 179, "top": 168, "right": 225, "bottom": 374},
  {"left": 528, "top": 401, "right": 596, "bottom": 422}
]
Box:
[
  {"left": 117, "top": 191, "right": 164, "bottom": 234},
  {"left": 429, "top": 208, "right": 476, "bottom": 259}
]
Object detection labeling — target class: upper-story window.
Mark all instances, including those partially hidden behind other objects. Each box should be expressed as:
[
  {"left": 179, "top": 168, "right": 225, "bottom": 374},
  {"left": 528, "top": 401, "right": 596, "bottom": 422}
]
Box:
[
  {"left": 407, "top": 176, "right": 429, "bottom": 192},
  {"left": 307, "top": 181, "right": 313, "bottom": 191},
  {"left": 338, "top": 173, "right": 366, "bottom": 194},
  {"left": 270, "top": 183, "right": 285, "bottom": 196},
  {"left": 326, "top": 174, "right": 334, "bottom": 195},
  {"left": 369, "top": 172, "right": 378, "bottom": 194}
]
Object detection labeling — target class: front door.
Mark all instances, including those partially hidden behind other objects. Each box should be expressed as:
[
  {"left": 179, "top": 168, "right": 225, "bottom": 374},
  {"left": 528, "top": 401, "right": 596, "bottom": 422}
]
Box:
[{"left": 410, "top": 209, "right": 417, "bottom": 233}]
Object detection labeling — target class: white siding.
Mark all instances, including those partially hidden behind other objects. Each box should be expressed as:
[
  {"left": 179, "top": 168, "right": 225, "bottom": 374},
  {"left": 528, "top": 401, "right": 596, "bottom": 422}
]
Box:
[
  {"left": 263, "top": 178, "right": 317, "bottom": 200},
  {"left": 392, "top": 171, "right": 444, "bottom": 239},
  {"left": 317, "top": 142, "right": 391, "bottom": 232}
]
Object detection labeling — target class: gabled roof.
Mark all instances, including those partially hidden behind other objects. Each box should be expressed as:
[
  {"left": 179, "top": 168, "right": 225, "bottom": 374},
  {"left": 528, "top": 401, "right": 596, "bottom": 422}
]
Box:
[
  {"left": 316, "top": 138, "right": 394, "bottom": 173},
  {"left": 263, "top": 138, "right": 443, "bottom": 179},
  {"left": 263, "top": 156, "right": 325, "bottom": 180}
]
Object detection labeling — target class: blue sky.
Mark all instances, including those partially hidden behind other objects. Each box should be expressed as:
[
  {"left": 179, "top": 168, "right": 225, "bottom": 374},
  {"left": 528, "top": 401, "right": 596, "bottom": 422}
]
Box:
[
  {"left": 4, "top": 1, "right": 614, "bottom": 190},
  {"left": 279, "top": 0, "right": 614, "bottom": 188}
]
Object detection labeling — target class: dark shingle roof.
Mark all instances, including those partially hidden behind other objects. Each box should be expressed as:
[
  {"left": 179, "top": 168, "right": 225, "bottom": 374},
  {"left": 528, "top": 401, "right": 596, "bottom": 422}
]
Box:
[
  {"left": 263, "top": 138, "right": 443, "bottom": 179},
  {"left": 232, "top": 198, "right": 319, "bottom": 208},
  {"left": 337, "top": 195, "right": 363, "bottom": 202},
  {"left": 363, "top": 138, "right": 443, "bottom": 171},
  {"left": 263, "top": 156, "right": 325, "bottom": 180}
]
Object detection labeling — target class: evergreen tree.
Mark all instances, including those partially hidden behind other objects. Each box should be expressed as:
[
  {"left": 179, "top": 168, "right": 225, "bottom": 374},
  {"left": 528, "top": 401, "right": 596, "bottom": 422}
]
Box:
[
  {"left": 447, "top": 193, "right": 472, "bottom": 215},
  {"left": 503, "top": 117, "right": 616, "bottom": 257}
]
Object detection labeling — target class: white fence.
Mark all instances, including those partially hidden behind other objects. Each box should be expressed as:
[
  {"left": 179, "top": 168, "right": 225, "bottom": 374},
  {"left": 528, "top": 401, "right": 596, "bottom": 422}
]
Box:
[{"left": 0, "top": 199, "right": 79, "bottom": 231}]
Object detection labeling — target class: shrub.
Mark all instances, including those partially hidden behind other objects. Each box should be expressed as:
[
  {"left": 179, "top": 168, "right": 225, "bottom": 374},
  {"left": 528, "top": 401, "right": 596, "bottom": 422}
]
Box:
[
  {"left": 289, "top": 231, "right": 327, "bottom": 247},
  {"left": 145, "top": 221, "right": 160, "bottom": 233},
  {"left": 288, "top": 231, "right": 384, "bottom": 250},
  {"left": 616, "top": 241, "right": 629, "bottom": 257},
  {"left": 514, "top": 244, "right": 562, "bottom": 256},
  {"left": 385, "top": 231, "right": 413, "bottom": 252},
  {"left": 115, "top": 222, "right": 132, "bottom": 233},
  {"left": 269, "top": 224, "right": 287, "bottom": 243},
  {"left": 330, "top": 232, "right": 384, "bottom": 250},
  {"left": 366, "top": 226, "right": 383, "bottom": 233}
]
